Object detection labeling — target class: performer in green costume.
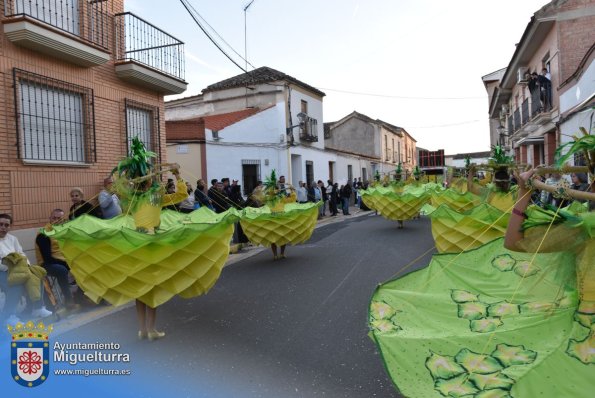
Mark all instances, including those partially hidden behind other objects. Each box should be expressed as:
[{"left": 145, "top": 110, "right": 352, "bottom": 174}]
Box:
[
  {"left": 45, "top": 139, "right": 239, "bottom": 340},
  {"left": 369, "top": 135, "right": 595, "bottom": 397}
]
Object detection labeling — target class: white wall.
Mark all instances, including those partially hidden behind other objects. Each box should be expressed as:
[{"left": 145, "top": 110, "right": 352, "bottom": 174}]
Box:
[
  {"left": 288, "top": 86, "right": 325, "bottom": 150},
  {"left": 559, "top": 59, "right": 595, "bottom": 153}
]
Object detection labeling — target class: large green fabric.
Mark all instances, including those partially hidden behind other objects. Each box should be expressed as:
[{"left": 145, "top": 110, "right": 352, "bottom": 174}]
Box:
[
  {"left": 240, "top": 202, "right": 319, "bottom": 247},
  {"left": 44, "top": 208, "right": 239, "bottom": 307},
  {"left": 360, "top": 185, "right": 431, "bottom": 221},
  {"left": 369, "top": 236, "right": 594, "bottom": 397}
]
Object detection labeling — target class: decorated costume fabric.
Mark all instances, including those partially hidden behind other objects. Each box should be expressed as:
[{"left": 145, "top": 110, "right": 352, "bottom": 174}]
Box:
[
  {"left": 360, "top": 185, "right": 431, "bottom": 221},
  {"left": 428, "top": 188, "right": 481, "bottom": 213},
  {"left": 369, "top": 229, "right": 595, "bottom": 396},
  {"left": 424, "top": 203, "right": 510, "bottom": 253},
  {"left": 44, "top": 208, "right": 239, "bottom": 308},
  {"left": 240, "top": 202, "right": 319, "bottom": 247}
]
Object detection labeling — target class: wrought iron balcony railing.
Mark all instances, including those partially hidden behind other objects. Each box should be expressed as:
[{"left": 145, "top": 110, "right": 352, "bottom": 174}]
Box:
[
  {"left": 299, "top": 116, "right": 318, "bottom": 142},
  {"left": 115, "top": 12, "right": 185, "bottom": 81},
  {"left": 521, "top": 99, "right": 529, "bottom": 125},
  {"left": 4, "top": 0, "right": 110, "bottom": 50}
]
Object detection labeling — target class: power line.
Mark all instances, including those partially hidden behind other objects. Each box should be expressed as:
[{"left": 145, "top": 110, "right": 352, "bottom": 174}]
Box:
[
  {"left": 179, "top": 0, "right": 254, "bottom": 72},
  {"left": 317, "top": 87, "right": 486, "bottom": 100}
]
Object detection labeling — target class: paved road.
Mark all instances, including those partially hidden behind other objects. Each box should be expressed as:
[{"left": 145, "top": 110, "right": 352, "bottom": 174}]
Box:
[{"left": 4, "top": 213, "right": 437, "bottom": 398}]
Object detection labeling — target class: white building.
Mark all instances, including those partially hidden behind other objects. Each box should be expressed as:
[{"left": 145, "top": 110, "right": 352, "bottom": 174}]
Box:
[{"left": 166, "top": 67, "right": 336, "bottom": 190}]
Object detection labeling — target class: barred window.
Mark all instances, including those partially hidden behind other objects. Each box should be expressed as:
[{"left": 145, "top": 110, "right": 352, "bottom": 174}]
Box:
[
  {"left": 125, "top": 99, "right": 160, "bottom": 156},
  {"left": 14, "top": 69, "right": 95, "bottom": 164}
]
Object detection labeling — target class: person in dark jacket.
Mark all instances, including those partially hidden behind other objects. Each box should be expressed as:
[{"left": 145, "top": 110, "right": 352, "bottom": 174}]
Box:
[
  {"left": 194, "top": 179, "right": 213, "bottom": 209},
  {"left": 340, "top": 183, "right": 352, "bottom": 215},
  {"left": 329, "top": 182, "right": 338, "bottom": 216}
]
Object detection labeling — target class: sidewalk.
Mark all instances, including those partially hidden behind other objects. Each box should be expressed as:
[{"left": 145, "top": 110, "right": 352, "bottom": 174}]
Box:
[{"left": 24, "top": 205, "right": 371, "bottom": 337}]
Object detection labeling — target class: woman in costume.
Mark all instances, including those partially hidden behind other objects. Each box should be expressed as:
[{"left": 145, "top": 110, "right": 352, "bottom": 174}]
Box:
[
  {"left": 368, "top": 135, "right": 595, "bottom": 397},
  {"left": 45, "top": 138, "right": 239, "bottom": 340},
  {"left": 241, "top": 170, "right": 319, "bottom": 260},
  {"left": 422, "top": 147, "right": 516, "bottom": 253},
  {"left": 360, "top": 164, "right": 432, "bottom": 229}
]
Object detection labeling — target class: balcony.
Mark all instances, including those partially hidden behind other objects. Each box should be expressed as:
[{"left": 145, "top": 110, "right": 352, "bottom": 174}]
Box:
[
  {"left": 3, "top": 0, "right": 110, "bottom": 66},
  {"left": 299, "top": 116, "right": 318, "bottom": 142},
  {"left": 114, "top": 12, "right": 187, "bottom": 95}
]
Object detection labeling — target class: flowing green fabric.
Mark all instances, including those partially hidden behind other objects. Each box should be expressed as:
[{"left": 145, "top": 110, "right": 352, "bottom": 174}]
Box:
[
  {"left": 360, "top": 185, "right": 431, "bottom": 221},
  {"left": 369, "top": 198, "right": 595, "bottom": 398},
  {"left": 240, "top": 202, "right": 319, "bottom": 247},
  {"left": 44, "top": 208, "right": 240, "bottom": 307}
]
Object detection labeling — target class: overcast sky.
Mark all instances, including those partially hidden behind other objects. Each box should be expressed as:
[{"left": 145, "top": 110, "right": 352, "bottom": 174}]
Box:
[{"left": 127, "top": 0, "right": 549, "bottom": 154}]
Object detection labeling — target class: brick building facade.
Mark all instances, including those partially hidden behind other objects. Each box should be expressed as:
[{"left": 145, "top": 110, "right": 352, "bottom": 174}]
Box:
[{"left": 0, "top": 0, "right": 186, "bottom": 234}]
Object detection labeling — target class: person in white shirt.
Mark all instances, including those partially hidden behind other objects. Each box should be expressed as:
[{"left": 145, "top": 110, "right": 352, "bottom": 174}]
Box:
[
  {"left": 0, "top": 213, "right": 52, "bottom": 325},
  {"left": 297, "top": 181, "right": 308, "bottom": 203}
]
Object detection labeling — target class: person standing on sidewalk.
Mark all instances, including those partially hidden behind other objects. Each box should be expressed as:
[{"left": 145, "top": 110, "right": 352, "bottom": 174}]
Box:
[{"left": 341, "top": 183, "right": 352, "bottom": 215}]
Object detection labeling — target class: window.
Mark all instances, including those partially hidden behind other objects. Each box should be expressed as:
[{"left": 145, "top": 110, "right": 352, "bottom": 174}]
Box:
[
  {"left": 242, "top": 160, "right": 261, "bottom": 196},
  {"left": 11, "top": 0, "right": 80, "bottom": 35},
  {"left": 301, "top": 100, "right": 308, "bottom": 114},
  {"left": 347, "top": 165, "right": 353, "bottom": 182},
  {"left": 125, "top": 99, "right": 160, "bottom": 156},
  {"left": 14, "top": 68, "right": 95, "bottom": 164}
]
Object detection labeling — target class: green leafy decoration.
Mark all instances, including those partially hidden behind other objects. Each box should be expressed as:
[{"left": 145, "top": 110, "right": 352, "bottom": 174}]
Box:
[
  {"left": 370, "top": 300, "right": 399, "bottom": 320},
  {"left": 434, "top": 374, "right": 479, "bottom": 397},
  {"left": 491, "top": 254, "right": 516, "bottom": 272},
  {"left": 512, "top": 260, "right": 540, "bottom": 277},
  {"left": 468, "top": 372, "right": 514, "bottom": 391},
  {"left": 455, "top": 349, "right": 504, "bottom": 374},
  {"left": 458, "top": 302, "right": 488, "bottom": 320},
  {"left": 470, "top": 318, "right": 504, "bottom": 333},
  {"left": 473, "top": 389, "right": 513, "bottom": 398},
  {"left": 491, "top": 344, "right": 537, "bottom": 367},
  {"left": 425, "top": 351, "right": 466, "bottom": 380},
  {"left": 554, "top": 127, "right": 595, "bottom": 170},
  {"left": 488, "top": 145, "right": 514, "bottom": 166},
  {"left": 451, "top": 289, "right": 479, "bottom": 303},
  {"left": 487, "top": 301, "right": 520, "bottom": 317}
]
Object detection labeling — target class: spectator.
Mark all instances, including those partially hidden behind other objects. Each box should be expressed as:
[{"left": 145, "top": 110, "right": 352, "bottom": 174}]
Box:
[
  {"left": 99, "top": 177, "right": 122, "bottom": 219},
  {"left": 0, "top": 213, "right": 52, "bottom": 325},
  {"left": 194, "top": 179, "right": 213, "bottom": 209},
  {"left": 35, "top": 209, "right": 79, "bottom": 311},
  {"left": 221, "top": 178, "right": 232, "bottom": 198},
  {"left": 209, "top": 181, "right": 230, "bottom": 213},
  {"left": 229, "top": 182, "right": 245, "bottom": 209},
  {"left": 329, "top": 182, "right": 338, "bottom": 216},
  {"left": 538, "top": 68, "right": 551, "bottom": 112},
  {"left": 307, "top": 181, "right": 317, "bottom": 202},
  {"left": 177, "top": 182, "right": 196, "bottom": 213},
  {"left": 313, "top": 182, "right": 322, "bottom": 219},
  {"left": 297, "top": 181, "right": 308, "bottom": 203},
  {"left": 69, "top": 188, "right": 101, "bottom": 220},
  {"left": 318, "top": 180, "right": 328, "bottom": 216},
  {"left": 570, "top": 173, "right": 590, "bottom": 203},
  {"left": 341, "top": 183, "right": 352, "bottom": 215}
]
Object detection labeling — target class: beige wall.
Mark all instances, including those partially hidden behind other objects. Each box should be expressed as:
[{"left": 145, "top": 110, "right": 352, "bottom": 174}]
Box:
[{"left": 166, "top": 143, "right": 204, "bottom": 185}]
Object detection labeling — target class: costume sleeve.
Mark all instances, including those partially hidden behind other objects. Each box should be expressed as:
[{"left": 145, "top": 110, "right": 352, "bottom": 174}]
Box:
[{"left": 162, "top": 179, "right": 189, "bottom": 207}]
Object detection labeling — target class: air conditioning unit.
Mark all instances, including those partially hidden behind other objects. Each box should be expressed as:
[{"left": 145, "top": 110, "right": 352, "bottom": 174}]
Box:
[
  {"left": 517, "top": 67, "right": 529, "bottom": 84},
  {"left": 212, "top": 130, "right": 220, "bottom": 141}
]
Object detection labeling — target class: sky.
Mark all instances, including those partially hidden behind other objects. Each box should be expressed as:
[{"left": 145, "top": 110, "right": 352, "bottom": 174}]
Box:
[{"left": 126, "top": 0, "right": 550, "bottom": 155}]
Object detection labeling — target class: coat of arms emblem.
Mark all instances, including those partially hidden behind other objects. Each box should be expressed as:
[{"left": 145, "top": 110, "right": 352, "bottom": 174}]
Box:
[{"left": 8, "top": 321, "right": 52, "bottom": 387}]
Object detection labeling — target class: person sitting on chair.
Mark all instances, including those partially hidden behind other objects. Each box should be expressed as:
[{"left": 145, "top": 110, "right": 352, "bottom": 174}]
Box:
[{"left": 35, "top": 209, "right": 80, "bottom": 311}]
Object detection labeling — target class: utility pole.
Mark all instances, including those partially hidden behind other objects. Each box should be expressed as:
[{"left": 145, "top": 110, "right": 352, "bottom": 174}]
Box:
[{"left": 244, "top": 0, "right": 255, "bottom": 72}]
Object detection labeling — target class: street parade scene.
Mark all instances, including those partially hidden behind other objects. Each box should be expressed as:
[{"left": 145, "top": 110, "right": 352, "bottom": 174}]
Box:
[{"left": 0, "top": 0, "right": 593, "bottom": 397}]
